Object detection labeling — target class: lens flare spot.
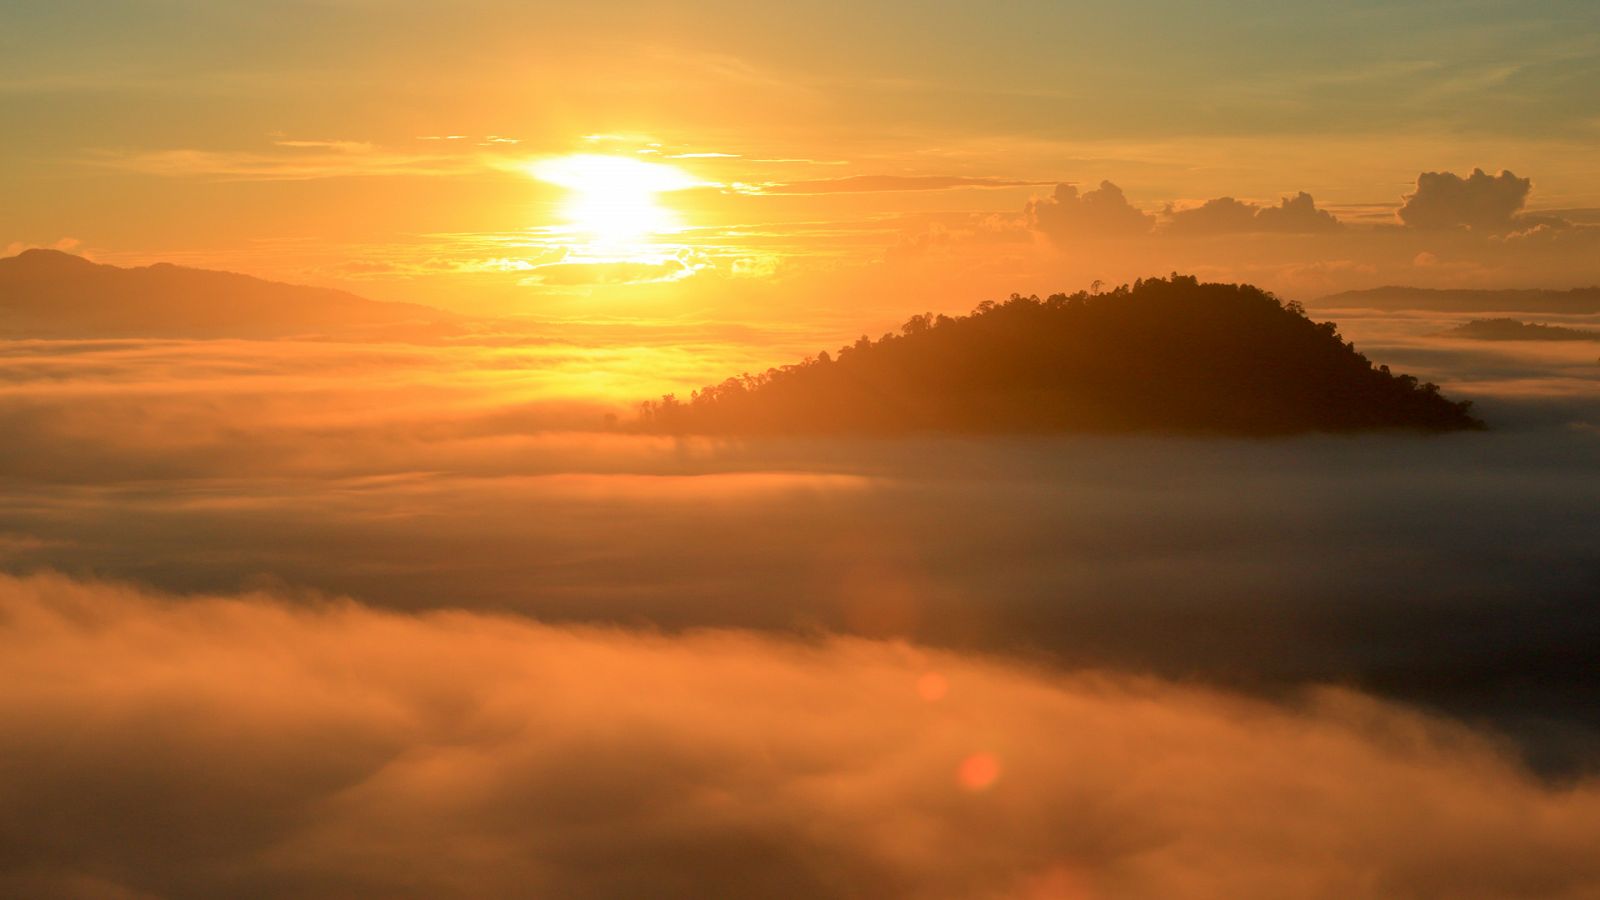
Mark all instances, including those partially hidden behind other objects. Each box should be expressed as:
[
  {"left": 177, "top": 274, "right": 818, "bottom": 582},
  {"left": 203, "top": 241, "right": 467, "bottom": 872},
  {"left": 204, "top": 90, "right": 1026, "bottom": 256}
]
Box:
[
  {"left": 958, "top": 751, "right": 1002, "bottom": 791},
  {"left": 917, "top": 671, "right": 948, "bottom": 701}
]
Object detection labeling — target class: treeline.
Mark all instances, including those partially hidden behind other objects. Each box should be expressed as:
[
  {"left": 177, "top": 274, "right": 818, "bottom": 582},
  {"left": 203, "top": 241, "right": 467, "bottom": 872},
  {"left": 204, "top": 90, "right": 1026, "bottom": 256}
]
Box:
[
  {"left": 1448, "top": 318, "right": 1600, "bottom": 342},
  {"left": 639, "top": 275, "right": 1485, "bottom": 435}
]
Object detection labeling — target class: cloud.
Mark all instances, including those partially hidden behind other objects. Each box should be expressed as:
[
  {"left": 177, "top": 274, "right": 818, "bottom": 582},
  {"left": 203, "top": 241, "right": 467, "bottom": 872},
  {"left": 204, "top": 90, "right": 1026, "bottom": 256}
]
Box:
[
  {"left": 520, "top": 257, "right": 704, "bottom": 286},
  {"left": 1399, "top": 168, "right": 1533, "bottom": 232},
  {"left": 270, "top": 138, "right": 375, "bottom": 153},
  {"left": 1026, "top": 181, "right": 1156, "bottom": 243},
  {"left": 91, "top": 141, "right": 486, "bottom": 181},
  {"left": 1497, "top": 217, "right": 1582, "bottom": 245},
  {"left": 1, "top": 571, "right": 1598, "bottom": 899},
  {"left": 1, "top": 237, "right": 81, "bottom": 257},
  {"left": 1167, "top": 192, "right": 1342, "bottom": 235},
  {"left": 0, "top": 328, "right": 1596, "bottom": 774},
  {"left": 888, "top": 216, "right": 1033, "bottom": 259},
  {"left": 760, "top": 175, "right": 1049, "bottom": 194},
  {"left": 749, "top": 158, "right": 851, "bottom": 166}
]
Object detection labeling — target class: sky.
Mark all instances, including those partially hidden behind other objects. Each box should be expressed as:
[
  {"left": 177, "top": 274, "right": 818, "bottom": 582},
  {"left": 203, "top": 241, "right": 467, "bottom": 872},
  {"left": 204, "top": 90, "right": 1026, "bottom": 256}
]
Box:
[{"left": 5, "top": 0, "right": 1600, "bottom": 321}]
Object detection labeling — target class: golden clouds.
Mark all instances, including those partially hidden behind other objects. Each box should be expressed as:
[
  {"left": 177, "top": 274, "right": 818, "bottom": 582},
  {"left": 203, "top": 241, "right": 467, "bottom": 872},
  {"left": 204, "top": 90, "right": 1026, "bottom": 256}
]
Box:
[{"left": 3, "top": 572, "right": 1599, "bottom": 898}]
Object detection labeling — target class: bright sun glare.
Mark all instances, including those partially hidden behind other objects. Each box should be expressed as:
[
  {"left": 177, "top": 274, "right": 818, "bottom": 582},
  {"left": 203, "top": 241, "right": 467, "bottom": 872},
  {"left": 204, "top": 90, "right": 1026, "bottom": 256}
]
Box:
[{"left": 530, "top": 154, "right": 700, "bottom": 248}]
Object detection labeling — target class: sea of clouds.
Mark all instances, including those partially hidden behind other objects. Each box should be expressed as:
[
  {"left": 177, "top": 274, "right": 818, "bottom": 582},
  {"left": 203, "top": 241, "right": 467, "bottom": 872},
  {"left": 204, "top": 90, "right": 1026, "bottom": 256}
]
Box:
[{"left": 1, "top": 308, "right": 1598, "bottom": 896}]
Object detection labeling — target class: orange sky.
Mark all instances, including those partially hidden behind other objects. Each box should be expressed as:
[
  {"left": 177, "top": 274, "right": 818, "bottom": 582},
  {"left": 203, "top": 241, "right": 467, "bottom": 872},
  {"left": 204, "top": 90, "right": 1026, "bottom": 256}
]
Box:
[{"left": 4, "top": 0, "right": 1599, "bottom": 321}]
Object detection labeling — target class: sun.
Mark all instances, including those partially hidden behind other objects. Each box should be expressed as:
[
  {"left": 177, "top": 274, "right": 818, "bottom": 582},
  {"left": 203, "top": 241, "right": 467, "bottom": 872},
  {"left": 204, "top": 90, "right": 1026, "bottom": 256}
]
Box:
[{"left": 530, "top": 154, "right": 701, "bottom": 249}]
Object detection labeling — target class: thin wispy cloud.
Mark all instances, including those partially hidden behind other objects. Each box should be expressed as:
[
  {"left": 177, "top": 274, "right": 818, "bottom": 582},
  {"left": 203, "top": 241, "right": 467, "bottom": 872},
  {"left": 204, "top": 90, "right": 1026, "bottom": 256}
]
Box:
[
  {"left": 757, "top": 175, "right": 1051, "bottom": 194},
  {"left": 90, "top": 146, "right": 484, "bottom": 181}
]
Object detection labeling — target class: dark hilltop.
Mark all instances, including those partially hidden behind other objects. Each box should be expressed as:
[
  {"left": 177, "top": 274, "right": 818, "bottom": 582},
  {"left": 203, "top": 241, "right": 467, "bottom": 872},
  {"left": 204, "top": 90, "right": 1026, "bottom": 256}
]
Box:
[{"left": 641, "top": 275, "right": 1485, "bottom": 436}]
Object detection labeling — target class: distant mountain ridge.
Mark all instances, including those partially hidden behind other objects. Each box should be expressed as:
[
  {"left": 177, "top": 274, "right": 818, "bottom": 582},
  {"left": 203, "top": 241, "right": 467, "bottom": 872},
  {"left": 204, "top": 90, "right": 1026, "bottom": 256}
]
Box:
[
  {"left": 1316, "top": 285, "right": 1600, "bottom": 314},
  {"left": 640, "top": 275, "right": 1484, "bottom": 436},
  {"left": 0, "top": 249, "right": 464, "bottom": 340}
]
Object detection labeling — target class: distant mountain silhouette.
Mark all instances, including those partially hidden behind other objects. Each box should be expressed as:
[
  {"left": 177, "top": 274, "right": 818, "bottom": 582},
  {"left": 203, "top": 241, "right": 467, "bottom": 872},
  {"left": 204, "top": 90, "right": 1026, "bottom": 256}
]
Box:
[
  {"left": 1317, "top": 285, "right": 1600, "bottom": 314},
  {"left": 1446, "top": 318, "right": 1600, "bottom": 342},
  {"left": 0, "top": 249, "right": 464, "bottom": 340},
  {"left": 640, "top": 275, "right": 1484, "bottom": 435}
]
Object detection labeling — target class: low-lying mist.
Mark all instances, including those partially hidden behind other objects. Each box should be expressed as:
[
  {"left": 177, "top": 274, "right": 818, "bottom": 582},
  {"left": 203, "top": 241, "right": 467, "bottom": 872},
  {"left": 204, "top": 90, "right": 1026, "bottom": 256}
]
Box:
[
  {"left": 0, "top": 293, "right": 1598, "bottom": 897},
  {"left": 1, "top": 322, "right": 1598, "bottom": 772},
  {"left": 4, "top": 572, "right": 1599, "bottom": 900}
]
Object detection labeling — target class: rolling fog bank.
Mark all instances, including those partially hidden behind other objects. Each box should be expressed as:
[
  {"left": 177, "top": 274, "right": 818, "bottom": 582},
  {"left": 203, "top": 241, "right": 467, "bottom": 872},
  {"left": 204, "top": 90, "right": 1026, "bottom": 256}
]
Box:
[
  {"left": 0, "top": 288, "right": 1598, "bottom": 899},
  {"left": 5, "top": 571, "right": 1600, "bottom": 899},
  {"left": 0, "top": 306, "right": 1597, "bottom": 771}
]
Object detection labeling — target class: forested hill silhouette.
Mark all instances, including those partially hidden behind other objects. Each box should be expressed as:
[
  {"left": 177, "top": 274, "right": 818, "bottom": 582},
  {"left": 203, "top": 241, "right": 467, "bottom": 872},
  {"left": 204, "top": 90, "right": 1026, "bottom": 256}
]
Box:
[
  {"left": 1446, "top": 318, "right": 1600, "bottom": 342},
  {"left": 0, "top": 249, "right": 464, "bottom": 341},
  {"left": 640, "top": 276, "right": 1484, "bottom": 436}
]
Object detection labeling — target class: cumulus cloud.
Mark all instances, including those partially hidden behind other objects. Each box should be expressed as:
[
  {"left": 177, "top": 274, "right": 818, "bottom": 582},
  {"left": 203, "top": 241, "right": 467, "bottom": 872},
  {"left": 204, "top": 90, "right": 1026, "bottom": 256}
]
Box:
[
  {"left": 1026, "top": 181, "right": 1156, "bottom": 243},
  {"left": 1, "top": 572, "right": 1599, "bottom": 899},
  {"left": 1166, "top": 192, "right": 1342, "bottom": 235},
  {"left": 1399, "top": 168, "right": 1533, "bottom": 232}
]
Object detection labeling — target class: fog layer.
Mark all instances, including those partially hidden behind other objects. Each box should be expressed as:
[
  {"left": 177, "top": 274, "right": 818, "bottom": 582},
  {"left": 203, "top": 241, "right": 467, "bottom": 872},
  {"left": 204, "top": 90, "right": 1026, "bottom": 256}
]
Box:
[
  {"left": 4, "top": 573, "right": 1600, "bottom": 900},
  {"left": 1, "top": 317, "right": 1597, "bottom": 771}
]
